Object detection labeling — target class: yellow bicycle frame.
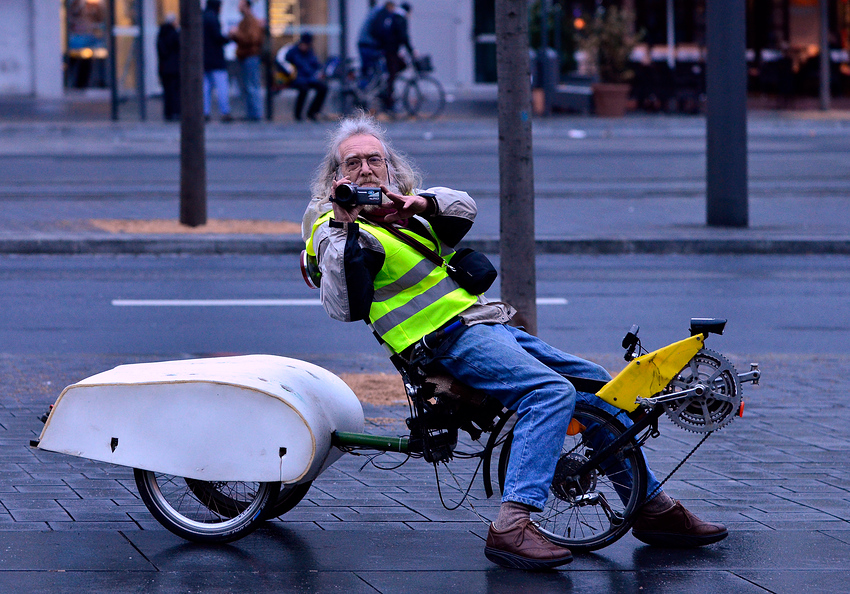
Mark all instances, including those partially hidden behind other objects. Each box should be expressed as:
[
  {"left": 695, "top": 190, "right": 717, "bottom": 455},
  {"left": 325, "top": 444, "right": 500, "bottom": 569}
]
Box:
[{"left": 595, "top": 334, "right": 705, "bottom": 412}]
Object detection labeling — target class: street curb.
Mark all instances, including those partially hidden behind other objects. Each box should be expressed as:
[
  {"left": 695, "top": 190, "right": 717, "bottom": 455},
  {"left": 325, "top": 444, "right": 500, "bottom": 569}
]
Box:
[{"left": 2, "top": 235, "right": 850, "bottom": 255}]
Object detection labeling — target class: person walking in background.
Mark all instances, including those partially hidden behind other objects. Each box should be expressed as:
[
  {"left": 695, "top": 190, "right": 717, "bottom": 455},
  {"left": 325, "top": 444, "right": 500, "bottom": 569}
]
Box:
[
  {"left": 229, "top": 0, "right": 264, "bottom": 121},
  {"left": 202, "top": 0, "right": 233, "bottom": 122},
  {"left": 156, "top": 13, "right": 180, "bottom": 121},
  {"left": 397, "top": 2, "right": 415, "bottom": 50},
  {"left": 285, "top": 33, "right": 327, "bottom": 122}
]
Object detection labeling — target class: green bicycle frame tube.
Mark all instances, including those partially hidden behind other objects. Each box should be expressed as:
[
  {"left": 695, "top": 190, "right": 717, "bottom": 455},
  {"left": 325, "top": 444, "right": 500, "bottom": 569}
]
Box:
[{"left": 332, "top": 431, "right": 410, "bottom": 453}]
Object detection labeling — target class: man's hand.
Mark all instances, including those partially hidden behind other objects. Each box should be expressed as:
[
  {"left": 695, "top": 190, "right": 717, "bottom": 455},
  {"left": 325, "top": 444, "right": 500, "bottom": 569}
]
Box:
[
  {"left": 381, "top": 186, "right": 429, "bottom": 223},
  {"left": 331, "top": 177, "right": 364, "bottom": 223}
]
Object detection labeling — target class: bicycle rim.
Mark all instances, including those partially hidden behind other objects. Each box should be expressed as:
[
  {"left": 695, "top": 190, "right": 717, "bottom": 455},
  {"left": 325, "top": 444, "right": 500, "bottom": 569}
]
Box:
[
  {"left": 134, "top": 469, "right": 279, "bottom": 543},
  {"left": 499, "top": 403, "right": 646, "bottom": 552},
  {"left": 403, "top": 75, "right": 446, "bottom": 119}
]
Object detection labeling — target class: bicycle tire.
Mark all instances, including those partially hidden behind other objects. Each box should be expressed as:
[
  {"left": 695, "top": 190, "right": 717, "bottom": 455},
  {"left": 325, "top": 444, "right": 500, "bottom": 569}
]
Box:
[
  {"left": 361, "top": 71, "right": 388, "bottom": 114},
  {"left": 498, "top": 402, "right": 647, "bottom": 552},
  {"left": 134, "top": 469, "right": 279, "bottom": 544},
  {"left": 403, "top": 75, "right": 446, "bottom": 119},
  {"left": 265, "top": 481, "right": 313, "bottom": 518}
]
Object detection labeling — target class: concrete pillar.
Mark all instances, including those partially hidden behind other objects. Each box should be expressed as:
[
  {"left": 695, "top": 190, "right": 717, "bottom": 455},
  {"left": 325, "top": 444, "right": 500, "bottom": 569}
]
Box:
[{"left": 706, "top": 0, "right": 748, "bottom": 227}]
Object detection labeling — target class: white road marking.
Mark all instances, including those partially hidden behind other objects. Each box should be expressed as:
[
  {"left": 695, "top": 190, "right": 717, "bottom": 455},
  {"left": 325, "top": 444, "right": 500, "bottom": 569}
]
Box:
[
  {"left": 112, "top": 298, "right": 569, "bottom": 307},
  {"left": 536, "top": 298, "right": 569, "bottom": 305},
  {"left": 112, "top": 299, "right": 322, "bottom": 307}
]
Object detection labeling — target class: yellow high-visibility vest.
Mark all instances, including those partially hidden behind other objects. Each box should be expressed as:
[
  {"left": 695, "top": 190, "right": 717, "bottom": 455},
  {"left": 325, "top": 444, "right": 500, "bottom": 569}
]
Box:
[{"left": 307, "top": 212, "right": 476, "bottom": 353}]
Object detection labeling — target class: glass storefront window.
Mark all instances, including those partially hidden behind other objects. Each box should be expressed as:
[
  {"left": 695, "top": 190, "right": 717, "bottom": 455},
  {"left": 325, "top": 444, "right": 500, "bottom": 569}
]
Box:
[{"left": 65, "top": 0, "right": 108, "bottom": 87}]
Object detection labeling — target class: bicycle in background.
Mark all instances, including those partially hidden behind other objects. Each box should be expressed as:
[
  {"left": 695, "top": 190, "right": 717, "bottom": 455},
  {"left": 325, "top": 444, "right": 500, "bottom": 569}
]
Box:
[
  {"left": 400, "top": 55, "right": 446, "bottom": 119},
  {"left": 331, "top": 54, "right": 446, "bottom": 120}
]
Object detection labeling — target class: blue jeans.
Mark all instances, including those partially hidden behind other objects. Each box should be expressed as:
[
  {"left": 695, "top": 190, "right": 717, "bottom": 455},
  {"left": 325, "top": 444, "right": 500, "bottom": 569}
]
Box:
[
  {"left": 358, "top": 44, "right": 382, "bottom": 89},
  {"left": 432, "top": 323, "right": 661, "bottom": 510},
  {"left": 203, "top": 69, "right": 231, "bottom": 116},
  {"left": 239, "top": 56, "right": 263, "bottom": 120}
]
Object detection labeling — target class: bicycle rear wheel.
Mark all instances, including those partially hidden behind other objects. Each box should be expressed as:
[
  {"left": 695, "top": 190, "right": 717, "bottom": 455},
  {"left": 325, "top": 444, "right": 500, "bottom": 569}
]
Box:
[
  {"left": 498, "top": 403, "right": 647, "bottom": 552},
  {"left": 265, "top": 481, "right": 313, "bottom": 518},
  {"left": 185, "top": 477, "right": 310, "bottom": 520},
  {"left": 134, "top": 469, "right": 279, "bottom": 543},
  {"left": 403, "top": 75, "right": 446, "bottom": 119}
]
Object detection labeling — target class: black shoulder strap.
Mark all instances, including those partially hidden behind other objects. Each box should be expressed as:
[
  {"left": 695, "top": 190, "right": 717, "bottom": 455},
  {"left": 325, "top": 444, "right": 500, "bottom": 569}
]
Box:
[{"left": 374, "top": 221, "right": 446, "bottom": 268}]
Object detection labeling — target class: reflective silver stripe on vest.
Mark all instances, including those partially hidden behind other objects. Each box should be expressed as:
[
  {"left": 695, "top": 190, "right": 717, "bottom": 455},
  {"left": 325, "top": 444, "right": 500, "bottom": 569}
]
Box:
[
  {"left": 371, "top": 275, "right": 461, "bottom": 336},
  {"left": 373, "top": 258, "right": 438, "bottom": 303}
]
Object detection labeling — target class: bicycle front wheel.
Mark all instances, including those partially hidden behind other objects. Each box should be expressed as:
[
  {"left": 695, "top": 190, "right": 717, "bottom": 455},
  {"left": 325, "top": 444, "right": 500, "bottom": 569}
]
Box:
[
  {"left": 403, "top": 75, "right": 446, "bottom": 119},
  {"left": 134, "top": 469, "right": 279, "bottom": 543},
  {"left": 498, "top": 403, "right": 647, "bottom": 552}
]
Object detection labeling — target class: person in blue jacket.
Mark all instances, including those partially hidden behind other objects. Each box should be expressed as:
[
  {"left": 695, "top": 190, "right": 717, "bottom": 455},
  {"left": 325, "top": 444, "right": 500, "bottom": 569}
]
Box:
[
  {"left": 356, "top": 2, "right": 386, "bottom": 88},
  {"left": 202, "top": 0, "right": 233, "bottom": 122},
  {"left": 285, "top": 33, "right": 328, "bottom": 122}
]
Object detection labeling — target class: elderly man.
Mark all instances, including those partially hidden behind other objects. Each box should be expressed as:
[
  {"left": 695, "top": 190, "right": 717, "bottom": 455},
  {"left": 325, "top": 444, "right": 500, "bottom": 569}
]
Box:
[{"left": 302, "top": 113, "right": 727, "bottom": 570}]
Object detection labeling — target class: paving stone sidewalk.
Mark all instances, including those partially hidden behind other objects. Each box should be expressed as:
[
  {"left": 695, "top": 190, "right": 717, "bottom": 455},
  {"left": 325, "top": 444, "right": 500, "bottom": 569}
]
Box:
[{"left": 0, "top": 351, "right": 848, "bottom": 591}]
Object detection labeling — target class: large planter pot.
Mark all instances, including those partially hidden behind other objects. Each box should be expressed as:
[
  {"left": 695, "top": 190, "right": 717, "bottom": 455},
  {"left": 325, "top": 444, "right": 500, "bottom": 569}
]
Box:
[{"left": 592, "top": 83, "right": 631, "bottom": 117}]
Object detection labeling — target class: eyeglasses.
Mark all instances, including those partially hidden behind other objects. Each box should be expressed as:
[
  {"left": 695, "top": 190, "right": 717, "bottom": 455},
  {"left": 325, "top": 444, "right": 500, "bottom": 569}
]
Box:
[{"left": 340, "top": 155, "right": 387, "bottom": 176}]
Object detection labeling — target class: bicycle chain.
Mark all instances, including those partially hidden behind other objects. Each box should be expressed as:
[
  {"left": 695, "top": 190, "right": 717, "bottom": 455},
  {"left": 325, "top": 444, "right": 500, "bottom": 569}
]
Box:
[{"left": 641, "top": 430, "right": 714, "bottom": 511}]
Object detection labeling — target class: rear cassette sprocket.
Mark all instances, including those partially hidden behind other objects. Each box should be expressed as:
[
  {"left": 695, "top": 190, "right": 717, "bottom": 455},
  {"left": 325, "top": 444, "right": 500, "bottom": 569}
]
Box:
[{"left": 662, "top": 348, "right": 742, "bottom": 433}]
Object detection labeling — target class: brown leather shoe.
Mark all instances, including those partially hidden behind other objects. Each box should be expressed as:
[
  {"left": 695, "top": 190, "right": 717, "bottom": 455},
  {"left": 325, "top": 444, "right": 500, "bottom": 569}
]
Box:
[
  {"left": 632, "top": 500, "right": 728, "bottom": 547},
  {"left": 484, "top": 520, "right": 573, "bottom": 570}
]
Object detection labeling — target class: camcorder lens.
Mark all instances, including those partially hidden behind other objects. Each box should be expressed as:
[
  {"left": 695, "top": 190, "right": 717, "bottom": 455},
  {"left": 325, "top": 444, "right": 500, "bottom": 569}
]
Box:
[
  {"left": 333, "top": 184, "right": 381, "bottom": 206},
  {"left": 334, "top": 183, "right": 356, "bottom": 205}
]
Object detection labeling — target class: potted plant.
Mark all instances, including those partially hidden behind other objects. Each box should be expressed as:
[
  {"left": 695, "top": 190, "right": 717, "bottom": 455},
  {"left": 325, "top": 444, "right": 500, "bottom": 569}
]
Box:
[{"left": 577, "top": 6, "right": 642, "bottom": 116}]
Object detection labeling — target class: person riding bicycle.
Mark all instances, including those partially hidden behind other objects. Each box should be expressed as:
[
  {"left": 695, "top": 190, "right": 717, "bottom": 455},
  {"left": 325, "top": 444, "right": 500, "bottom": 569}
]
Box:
[
  {"left": 356, "top": 2, "right": 385, "bottom": 89},
  {"left": 302, "top": 112, "right": 727, "bottom": 571},
  {"left": 368, "top": 1, "right": 415, "bottom": 111}
]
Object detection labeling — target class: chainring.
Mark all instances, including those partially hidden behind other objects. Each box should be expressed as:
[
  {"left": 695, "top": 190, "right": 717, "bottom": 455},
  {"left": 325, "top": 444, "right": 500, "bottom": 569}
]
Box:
[{"left": 662, "top": 348, "right": 742, "bottom": 433}]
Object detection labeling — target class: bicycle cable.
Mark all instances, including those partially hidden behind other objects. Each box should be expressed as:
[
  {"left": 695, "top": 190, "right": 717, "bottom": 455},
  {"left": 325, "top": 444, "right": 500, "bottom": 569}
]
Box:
[{"left": 432, "top": 456, "right": 492, "bottom": 526}]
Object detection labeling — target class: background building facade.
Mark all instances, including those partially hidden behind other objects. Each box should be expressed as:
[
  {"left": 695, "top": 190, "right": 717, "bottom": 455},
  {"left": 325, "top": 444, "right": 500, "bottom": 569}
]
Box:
[{"left": 2, "top": 1, "right": 848, "bottom": 103}]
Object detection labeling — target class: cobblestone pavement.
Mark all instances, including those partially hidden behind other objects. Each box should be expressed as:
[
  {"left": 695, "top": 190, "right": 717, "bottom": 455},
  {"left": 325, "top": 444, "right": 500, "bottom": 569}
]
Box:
[{"left": 1, "top": 351, "right": 849, "bottom": 591}]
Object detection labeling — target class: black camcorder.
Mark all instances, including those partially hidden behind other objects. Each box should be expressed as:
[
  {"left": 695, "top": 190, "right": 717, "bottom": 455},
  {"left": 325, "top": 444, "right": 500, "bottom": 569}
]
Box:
[{"left": 332, "top": 184, "right": 383, "bottom": 207}]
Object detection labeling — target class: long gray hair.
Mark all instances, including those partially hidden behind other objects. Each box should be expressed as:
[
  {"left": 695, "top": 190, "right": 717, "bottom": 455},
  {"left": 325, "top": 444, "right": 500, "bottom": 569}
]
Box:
[{"left": 309, "top": 111, "right": 422, "bottom": 202}]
